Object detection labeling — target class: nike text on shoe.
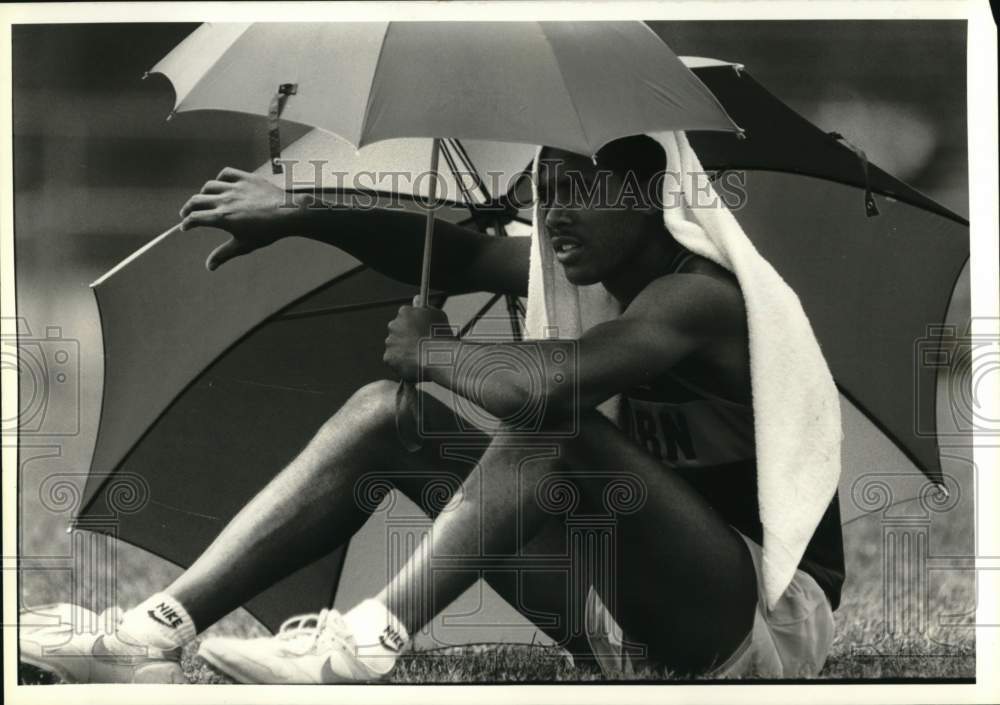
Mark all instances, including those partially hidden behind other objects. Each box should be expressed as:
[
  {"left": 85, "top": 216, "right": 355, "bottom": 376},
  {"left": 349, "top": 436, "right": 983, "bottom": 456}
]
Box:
[
  {"left": 198, "top": 608, "right": 391, "bottom": 684},
  {"left": 148, "top": 602, "right": 184, "bottom": 629},
  {"left": 19, "top": 603, "right": 187, "bottom": 684}
]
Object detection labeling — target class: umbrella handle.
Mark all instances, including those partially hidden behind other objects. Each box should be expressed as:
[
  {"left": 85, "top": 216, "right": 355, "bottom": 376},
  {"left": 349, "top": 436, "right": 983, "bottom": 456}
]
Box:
[
  {"left": 394, "top": 380, "right": 424, "bottom": 453},
  {"left": 395, "top": 138, "right": 442, "bottom": 452}
]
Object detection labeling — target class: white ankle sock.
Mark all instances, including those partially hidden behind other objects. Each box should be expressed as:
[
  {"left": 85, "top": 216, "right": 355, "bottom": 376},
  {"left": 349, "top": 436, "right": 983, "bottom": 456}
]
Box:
[
  {"left": 114, "top": 593, "right": 197, "bottom": 651},
  {"left": 342, "top": 599, "right": 409, "bottom": 675}
]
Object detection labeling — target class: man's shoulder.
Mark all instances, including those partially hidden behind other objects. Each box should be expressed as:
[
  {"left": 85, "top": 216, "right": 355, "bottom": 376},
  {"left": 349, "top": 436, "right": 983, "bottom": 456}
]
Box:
[
  {"left": 625, "top": 258, "right": 746, "bottom": 337},
  {"left": 668, "top": 252, "right": 743, "bottom": 291},
  {"left": 636, "top": 256, "right": 743, "bottom": 309}
]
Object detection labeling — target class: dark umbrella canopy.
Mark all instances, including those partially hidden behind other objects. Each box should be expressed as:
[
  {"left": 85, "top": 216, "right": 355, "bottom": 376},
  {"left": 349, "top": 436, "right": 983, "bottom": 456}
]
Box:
[
  {"left": 76, "top": 130, "right": 530, "bottom": 629},
  {"left": 686, "top": 60, "right": 962, "bottom": 222},
  {"left": 78, "top": 207, "right": 516, "bottom": 631},
  {"left": 76, "top": 61, "right": 966, "bottom": 631},
  {"left": 720, "top": 170, "right": 965, "bottom": 485},
  {"left": 687, "top": 61, "right": 967, "bottom": 485}
]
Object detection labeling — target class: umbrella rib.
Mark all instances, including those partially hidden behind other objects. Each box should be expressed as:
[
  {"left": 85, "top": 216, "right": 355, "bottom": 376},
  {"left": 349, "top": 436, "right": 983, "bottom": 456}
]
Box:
[
  {"left": 458, "top": 293, "right": 505, "bottom": 338},
  {"left": 357, "top": 22, "right": 394, "bottom": 145},
  {"left": 448, "top": 139, "right": 493, "bottom": 203},
  {"left": 275, "top": 295, "right": 439, "bottom": 321},
  {"left": 537, "top": 23, "right": 591, "bottom": 156},
  {"left": 439, "top": 141, "right": 478, "bottom": 205},
  {"left": 834, "top": 381, "right": 942, "bottom": 482}
]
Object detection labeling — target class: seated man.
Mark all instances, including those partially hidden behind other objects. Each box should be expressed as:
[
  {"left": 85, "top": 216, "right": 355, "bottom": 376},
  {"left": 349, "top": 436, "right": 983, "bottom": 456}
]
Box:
[{"left": 21, "top": 136, "right": 844, "bottom": 683}]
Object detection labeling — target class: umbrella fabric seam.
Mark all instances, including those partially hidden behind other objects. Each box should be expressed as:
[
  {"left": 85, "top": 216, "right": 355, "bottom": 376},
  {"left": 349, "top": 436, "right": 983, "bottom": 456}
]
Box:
[
  {"left": 358, "top": 22, "right": 394, "bottom": 146},
  {"left": 537, "top": 23, "right": 592, "bottom": 156}
]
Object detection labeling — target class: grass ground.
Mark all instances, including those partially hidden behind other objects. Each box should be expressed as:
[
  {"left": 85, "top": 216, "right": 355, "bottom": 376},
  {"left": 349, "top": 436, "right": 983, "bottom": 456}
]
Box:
[{"left": 17, "top": 483, "right": 976, "bottom": 684}]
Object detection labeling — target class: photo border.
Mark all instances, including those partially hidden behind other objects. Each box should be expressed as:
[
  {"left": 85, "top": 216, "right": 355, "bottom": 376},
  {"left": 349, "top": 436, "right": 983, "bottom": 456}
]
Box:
[{"left": 2, "top": 2, "right": 996, "bottom": 704}]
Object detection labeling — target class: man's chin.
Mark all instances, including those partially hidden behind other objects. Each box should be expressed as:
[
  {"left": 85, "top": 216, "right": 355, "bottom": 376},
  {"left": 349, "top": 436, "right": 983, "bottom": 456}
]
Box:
[{"left": 561, "top": 266, "right": 603, "bottom": 286}]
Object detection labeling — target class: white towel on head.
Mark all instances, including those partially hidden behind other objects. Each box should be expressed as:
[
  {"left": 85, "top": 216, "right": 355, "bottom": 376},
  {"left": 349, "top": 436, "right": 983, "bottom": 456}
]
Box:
[{"left": 524, "top": 132, "right": 843, "bottom": 609}]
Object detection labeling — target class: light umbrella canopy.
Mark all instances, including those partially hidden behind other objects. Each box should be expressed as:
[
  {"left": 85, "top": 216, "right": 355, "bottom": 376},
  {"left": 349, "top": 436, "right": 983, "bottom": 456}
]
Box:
[
  {"left": 150, "top": 22, "right": 740, "bottom": 157},
  {"left": 149, "top": 20, "right": 742, "bottom": 450},
  {"left": 260, "top": 129, "right": 536, "bottom": 228}
]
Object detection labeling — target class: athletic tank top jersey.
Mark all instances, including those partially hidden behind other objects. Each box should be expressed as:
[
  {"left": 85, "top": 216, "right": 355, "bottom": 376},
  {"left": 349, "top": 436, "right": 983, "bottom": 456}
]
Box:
[{"left": 623, "top": 251, "right": 846, "bottom": 609}]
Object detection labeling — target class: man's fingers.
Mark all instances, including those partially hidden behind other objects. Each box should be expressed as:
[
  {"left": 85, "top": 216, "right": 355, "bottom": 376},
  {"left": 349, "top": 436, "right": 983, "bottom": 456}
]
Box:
[
  {"left": 216, "top": 166, "right": 251, "bottom": 183},
  {"left": 179, "top": 209, "right": 219, "bottom": 231},
  {"left": 179, "top": 194, "right": 220, "bottom": 218},
  {"left": 205, "top": 238, "right": 253, "bottom": 272},
  {"left": 200, "top": 180, "right": 231, "bottom": 195}
]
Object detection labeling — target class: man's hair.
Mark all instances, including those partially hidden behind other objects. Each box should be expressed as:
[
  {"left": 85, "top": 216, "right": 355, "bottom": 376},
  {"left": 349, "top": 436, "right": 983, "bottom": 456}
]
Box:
[
  {"left": 533, "top": 135, "right": 667, "bottom": 212},
  {"left": 593, "top": 134, "right": 666, "bottom": 185}
]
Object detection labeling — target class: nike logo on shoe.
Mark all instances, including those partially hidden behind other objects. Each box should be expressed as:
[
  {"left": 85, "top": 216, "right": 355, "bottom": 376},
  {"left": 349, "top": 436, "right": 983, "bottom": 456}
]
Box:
[
  {"left": 148, "top": 602, "right": 184, "bottom": 629},
  {"left": 378, "top": 626, "right": 406, "bottom": 652}
]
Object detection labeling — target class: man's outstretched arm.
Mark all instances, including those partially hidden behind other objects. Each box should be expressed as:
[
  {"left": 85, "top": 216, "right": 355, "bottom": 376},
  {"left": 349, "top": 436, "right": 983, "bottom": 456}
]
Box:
[{"left": 179, "top": 167, "right": 529, "bottom": 297}]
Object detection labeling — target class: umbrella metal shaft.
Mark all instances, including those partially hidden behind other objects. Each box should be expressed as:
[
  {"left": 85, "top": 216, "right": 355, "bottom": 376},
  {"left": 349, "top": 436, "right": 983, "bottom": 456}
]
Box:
[
  {"left": 418, "top": 138, "right": 442, "bottom": 306},
  {"left": 395, "top": 138, "right": 443, "bottom": 453}
]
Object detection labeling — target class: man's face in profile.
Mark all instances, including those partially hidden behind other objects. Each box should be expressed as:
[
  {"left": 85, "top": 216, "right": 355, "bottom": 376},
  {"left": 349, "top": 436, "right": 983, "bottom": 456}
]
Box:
[{"left": 537, "top": 147, "right": 659, "bottom": 286}]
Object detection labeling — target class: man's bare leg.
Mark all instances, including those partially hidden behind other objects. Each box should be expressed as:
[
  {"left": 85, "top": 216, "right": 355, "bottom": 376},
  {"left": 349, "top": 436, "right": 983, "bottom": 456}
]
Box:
[
  {"left": 22, "top": 378, "right": 596, "bottom": 682},
  {"left": 162, "top": 380, "right": 592, "bottom": 661},
  {"left": 378, "top": 408, "right": 759, "bottom": 676},
  {"left": 164, "top": 381, "right": 474, "bottom": 630}
]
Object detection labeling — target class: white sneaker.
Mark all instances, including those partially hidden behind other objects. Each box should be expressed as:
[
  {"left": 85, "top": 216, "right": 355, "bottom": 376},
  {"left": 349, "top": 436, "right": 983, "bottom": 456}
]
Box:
[
  {"left": 19, "top": 603, "right": 186, "bottom": 683},
  {"left": 198, "top": 608, "right": 390, "bottom": 684}
]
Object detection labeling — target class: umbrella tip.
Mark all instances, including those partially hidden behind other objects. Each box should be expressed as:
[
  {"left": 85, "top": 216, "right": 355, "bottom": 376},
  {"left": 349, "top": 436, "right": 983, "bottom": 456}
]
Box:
[
  {"left": 935, "top": 483, "right": 951, "bottom": 500},
  {"left": 735, "top": 126, "right": 748, "bottom": 141},
  {"left": 166, "top": 110, "right": 176, "bottom": 122},
  {"left": 141, "top": 71, "right": 150, "bottom": 81}
]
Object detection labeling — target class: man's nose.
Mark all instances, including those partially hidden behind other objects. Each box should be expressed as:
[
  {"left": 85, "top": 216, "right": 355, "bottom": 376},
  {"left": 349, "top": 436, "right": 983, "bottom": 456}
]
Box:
[{"left": 544, "top": 207, "right": 571, "bottom": 231}]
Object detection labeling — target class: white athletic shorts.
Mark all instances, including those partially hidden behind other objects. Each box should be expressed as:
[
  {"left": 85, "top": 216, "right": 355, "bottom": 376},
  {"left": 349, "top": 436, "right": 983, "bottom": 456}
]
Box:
[{"left": 584, "top": 531, "right": 836, "bottom": 679}]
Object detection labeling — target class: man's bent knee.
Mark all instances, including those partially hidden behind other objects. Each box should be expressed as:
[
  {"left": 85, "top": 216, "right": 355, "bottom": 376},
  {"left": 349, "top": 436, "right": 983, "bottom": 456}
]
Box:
[
  {"left": 346, "top": 379, "right": 398, "bottom": 420},
  {"left": 314, "top": 379, "right": 397, "bottom": 444}
]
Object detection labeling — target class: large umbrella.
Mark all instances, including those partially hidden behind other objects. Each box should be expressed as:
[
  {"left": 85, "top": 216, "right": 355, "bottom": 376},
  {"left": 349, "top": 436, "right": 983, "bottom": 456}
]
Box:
[
  {"left": 684, "top": 59, "right": 967, "bottom": 489},
  {"left": 75, "top": 58, "right": 966, "bottom": 632},
  {"left": 151, "top": 22, "right": 738, "bottom": 156},
  {"left": 76, "top": 132, "right": 534, "bottom": 629},
  {"left": 148, "top": 21, "right": 741, "bottom": 449}
]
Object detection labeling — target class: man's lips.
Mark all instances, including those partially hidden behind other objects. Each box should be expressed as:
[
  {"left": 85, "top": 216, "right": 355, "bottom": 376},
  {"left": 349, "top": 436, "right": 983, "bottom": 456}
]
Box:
[{"left": 550, "top": 234, "right": 584, "bottom": 264}]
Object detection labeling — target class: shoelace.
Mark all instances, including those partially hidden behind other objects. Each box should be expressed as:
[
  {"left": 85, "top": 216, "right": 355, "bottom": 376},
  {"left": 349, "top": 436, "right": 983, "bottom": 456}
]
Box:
[{"left": 275, "top": 609, "right": 355, "bottom": 656}]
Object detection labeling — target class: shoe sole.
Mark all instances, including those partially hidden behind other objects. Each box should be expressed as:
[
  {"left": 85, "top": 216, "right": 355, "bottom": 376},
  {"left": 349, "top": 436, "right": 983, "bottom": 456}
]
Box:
[
  {"left": 198, "top": 647, "right": 381, "bottom": 685},
  {"left": 198, "top": 647, "right": 271, "bottom": 684}
]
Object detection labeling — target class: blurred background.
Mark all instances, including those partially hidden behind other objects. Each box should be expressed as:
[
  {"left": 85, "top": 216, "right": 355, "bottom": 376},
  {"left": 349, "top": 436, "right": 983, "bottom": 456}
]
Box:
[{"left": 11, "top": 21, "right": 974, "bottom": 677}]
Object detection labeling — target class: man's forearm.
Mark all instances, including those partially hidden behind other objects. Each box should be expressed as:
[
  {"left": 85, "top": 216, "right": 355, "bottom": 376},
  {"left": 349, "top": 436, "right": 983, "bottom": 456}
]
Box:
[
  {"left": 421, "top": 338, "right": 578, "bottom": 425},
  {"left": 288, "top": 194, "right": 487, "bottom": 294}
]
